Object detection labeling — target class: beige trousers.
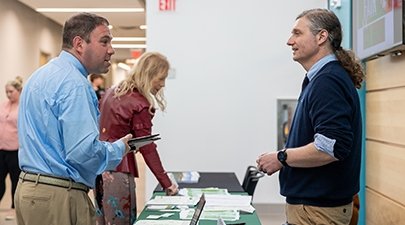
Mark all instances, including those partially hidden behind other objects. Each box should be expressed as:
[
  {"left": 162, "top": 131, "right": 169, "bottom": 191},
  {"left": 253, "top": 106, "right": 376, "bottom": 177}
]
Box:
[
  {"left": 286, "top": 202, "right": 353, "bottom": 225},
  {"left": 14, "top": 180, "right": 95, "bottom": 225}
]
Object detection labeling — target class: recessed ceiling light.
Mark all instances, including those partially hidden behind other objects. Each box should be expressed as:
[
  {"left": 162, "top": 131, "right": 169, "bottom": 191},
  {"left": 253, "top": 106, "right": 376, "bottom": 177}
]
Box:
[
  {"left": 117, "top": 62, "right": 131, "bottom": 71},
  {"left": 36, "top": 8, "right": 144, "bottom": 13}
]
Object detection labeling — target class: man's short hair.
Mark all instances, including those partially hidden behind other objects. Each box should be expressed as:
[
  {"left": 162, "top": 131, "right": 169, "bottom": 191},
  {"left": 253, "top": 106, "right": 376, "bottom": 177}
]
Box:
[{"left": 62, "top": 12, "right": 109, "bottom": 49}]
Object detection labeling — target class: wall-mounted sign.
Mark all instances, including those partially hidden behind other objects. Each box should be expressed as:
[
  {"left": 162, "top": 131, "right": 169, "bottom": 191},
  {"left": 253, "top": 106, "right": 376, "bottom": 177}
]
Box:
[{"left": 159, "top": 0, "right": 176, "bottom": 11}]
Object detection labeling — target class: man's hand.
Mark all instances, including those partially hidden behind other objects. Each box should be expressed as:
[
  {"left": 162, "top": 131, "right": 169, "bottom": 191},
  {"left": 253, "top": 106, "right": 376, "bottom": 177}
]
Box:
[
  {"left": 256, "top": 152, "right": 283, "bottom": 176},
  {"left": 120, "top": 134, "right": 133, "bottom": 155}
]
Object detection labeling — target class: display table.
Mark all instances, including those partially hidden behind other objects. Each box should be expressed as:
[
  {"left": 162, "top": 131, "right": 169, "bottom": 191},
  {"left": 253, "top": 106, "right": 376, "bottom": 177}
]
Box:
[
  {"left": 136, "top": 192, "right": 262, "bottom": 225},
  {"left": 137, "top": 172, "right": 262, "bottom": 225},
  {"left": 154, "top": 172, "right": 245, "bottom": 193}
]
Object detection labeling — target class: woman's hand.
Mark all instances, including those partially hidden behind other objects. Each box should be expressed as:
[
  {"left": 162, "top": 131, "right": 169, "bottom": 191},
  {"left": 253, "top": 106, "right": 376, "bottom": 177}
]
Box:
[{"left": 165, "top": 183, "right": 179, "bottom": 196}]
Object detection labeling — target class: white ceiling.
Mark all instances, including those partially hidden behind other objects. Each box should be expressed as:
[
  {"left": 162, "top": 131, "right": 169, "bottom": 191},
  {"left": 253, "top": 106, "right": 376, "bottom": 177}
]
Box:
[{"left": 17, "top": 0, "right": 146, "bottom": 41}]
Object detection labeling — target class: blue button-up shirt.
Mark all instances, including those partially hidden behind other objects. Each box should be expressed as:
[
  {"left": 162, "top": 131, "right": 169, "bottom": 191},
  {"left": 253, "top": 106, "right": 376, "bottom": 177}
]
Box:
[{"left": 18, "top": 51, "right": 125, "bottom": 188}]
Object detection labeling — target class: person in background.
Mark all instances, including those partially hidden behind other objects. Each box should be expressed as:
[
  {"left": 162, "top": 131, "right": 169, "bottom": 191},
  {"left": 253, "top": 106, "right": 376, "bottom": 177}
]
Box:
[
  {"left": 0, "top": 76, "right": 23, "bottom": 210},
  {"left": 256, "top": 8, "right": 364, "bottom": 225},
  {"left": 16, "top": 13, "right": 132, "bottom": 225},
  {"left": 95, "top": 52, "right": 178, "bottom": 225},
  {"left": 89, "top": 74, "right": 106, "bottom": 100}
]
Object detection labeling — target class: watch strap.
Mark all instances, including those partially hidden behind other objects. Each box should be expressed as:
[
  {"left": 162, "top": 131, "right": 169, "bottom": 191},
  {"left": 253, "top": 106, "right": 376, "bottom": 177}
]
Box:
[{"left": 278, "top": 148, "right": 289, "bottom": 167}]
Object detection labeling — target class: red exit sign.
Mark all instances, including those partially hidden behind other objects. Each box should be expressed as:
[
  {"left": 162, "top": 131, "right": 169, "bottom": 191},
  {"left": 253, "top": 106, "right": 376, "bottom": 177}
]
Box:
[{"left": 159, "top": 0, "right": 176, "bottom": 11}]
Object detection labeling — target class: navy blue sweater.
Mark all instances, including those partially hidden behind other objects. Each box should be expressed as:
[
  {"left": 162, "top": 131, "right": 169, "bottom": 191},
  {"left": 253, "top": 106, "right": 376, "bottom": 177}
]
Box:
[{"left": 280, "top": 61, "right": 362, "bottom": 207}]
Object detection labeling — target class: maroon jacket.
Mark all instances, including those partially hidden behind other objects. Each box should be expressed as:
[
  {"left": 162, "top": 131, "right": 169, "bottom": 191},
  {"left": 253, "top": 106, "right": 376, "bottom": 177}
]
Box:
[{"left": 99, "top": 88, "right": 171, "bottom": 189}]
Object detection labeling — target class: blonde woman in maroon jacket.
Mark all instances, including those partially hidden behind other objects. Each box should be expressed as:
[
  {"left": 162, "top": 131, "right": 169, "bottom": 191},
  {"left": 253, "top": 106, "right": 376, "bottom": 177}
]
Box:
[{"left": 95, "top": 52, "right": 178, "bottom": 225}]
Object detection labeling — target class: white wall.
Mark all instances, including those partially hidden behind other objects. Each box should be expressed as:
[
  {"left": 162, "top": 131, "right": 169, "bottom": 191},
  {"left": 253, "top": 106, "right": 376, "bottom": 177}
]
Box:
[
  {"left": 0, "top": 0, "right": 327, "bottom": 206},
  {"left": 0, "top": 0, "right": 62, "bottom": 101},
  {"left": 145, "top": 0, "right": 327, "bottom": 204}
]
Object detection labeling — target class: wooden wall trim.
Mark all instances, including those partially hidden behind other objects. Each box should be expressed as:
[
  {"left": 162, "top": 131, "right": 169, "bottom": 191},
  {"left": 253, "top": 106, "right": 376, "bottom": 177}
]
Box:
[
  {"left": 366, "top": 54, "right": 405, "bottom": 91},
  {"left": 366, "top": 188, "right": 405, "bottom": 225},
  {"left": 366, "top": 88, "right": 405, "bottom": 145},
  {"left": 366, "top": 140, "right": 405, "bottom": 205}
]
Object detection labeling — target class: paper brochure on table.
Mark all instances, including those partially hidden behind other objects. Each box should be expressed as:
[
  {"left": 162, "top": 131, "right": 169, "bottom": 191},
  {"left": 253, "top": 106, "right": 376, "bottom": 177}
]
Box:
[
  {"left": 146, "top": 195, "right": 200, "bottom": 206},
  {"left": 217, "top": 218, "right": 227, "bottom": 225},
  {"left": 134, "top": 220, "right": 191, "bottom": 225},
  {"left": 144, "top": 192, "right": 255, "bottom": 223},
  {"left": 176, "top": 190, "right": 255, "bottom": 213},
  {"left": 178, "top": 187, "right": 229, "bottom": 197},
  {"left": 175, "top": 194, "right": 253, "bottom": 220},
  {"left": 146, "top": 205, "right": 181, "bottom": 211},
  {"left": 180, "top": 209, "right": 240, "bottom": 221},
  {"left": 168, "top": 171, "right": 200, "bottom": 183},
  {"left": 205, "top": 205, "right": 255, "bottom": 214},
  {"left": 204, "top": 194, "right": 252, "bottom": 207},
  {"left": 204, "top": 194, "right": 255, "bottom": 214}
]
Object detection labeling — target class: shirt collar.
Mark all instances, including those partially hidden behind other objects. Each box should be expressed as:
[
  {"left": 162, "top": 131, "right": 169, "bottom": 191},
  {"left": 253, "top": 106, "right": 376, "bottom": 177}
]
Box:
[
  {"left": 59, "top": 50, "right": 88, "bottom": 77},
  {"left": 306, "top": 54, "right": 337, "bottom": 81}
]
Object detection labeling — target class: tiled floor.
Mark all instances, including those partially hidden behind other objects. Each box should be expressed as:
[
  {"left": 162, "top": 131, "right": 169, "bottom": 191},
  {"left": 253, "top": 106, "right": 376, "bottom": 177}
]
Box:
[
  {"left": 0, "top": 208, "right": 16, "bottom": 225},
  {"left": 0, "top": 179, "right": 16, "bottom": 225}
]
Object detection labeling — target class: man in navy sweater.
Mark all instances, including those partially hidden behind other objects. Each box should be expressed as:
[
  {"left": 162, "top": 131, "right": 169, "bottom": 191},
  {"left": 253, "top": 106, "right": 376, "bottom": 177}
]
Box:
[{"left": 257, "top": 9, "right": 364, "bottom": 225}]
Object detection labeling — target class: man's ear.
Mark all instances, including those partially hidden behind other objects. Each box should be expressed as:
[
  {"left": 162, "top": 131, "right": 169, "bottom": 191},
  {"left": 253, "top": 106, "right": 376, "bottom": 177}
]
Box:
[
  {"left": 72, "top": 36, "right": 84, "bottom": 54},
  {"left": 317, "top": 29, "right": 329, "bottom": 46}
]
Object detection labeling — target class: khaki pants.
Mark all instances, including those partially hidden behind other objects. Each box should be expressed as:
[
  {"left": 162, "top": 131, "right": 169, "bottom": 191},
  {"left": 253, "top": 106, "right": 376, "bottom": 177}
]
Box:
[
  {"left": 286, "top": 202, "right": 353, "bottom": 225},
  {"left": 14, "top": 180, "right": 95, "bottom": 225}
]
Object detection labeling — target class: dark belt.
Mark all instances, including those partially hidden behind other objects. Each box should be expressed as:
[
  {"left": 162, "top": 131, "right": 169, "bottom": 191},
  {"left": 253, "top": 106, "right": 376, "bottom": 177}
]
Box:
[{"left": 19, "top": 171, "right": 89, "bottom": 192}]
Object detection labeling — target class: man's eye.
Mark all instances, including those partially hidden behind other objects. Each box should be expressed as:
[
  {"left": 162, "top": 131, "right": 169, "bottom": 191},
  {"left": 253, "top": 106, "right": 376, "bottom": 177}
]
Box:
[{"left": 100, "top": 39, "right": 110, "bottom": 45}]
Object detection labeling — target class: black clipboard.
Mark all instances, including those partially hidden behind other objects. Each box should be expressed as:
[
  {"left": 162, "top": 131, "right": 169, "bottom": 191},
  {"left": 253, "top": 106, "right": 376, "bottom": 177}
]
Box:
[{"left": 128, "top": 134, "right": 161, "bottom": 151}]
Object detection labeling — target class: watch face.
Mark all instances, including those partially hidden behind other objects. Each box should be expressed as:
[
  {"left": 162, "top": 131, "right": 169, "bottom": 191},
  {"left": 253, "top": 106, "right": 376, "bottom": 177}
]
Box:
[
  {"left": 278, "top": 149, "right": 288, "bottom": 166},
  {"left": 278, "top": 150, "right": 287, "bottom": 162}
]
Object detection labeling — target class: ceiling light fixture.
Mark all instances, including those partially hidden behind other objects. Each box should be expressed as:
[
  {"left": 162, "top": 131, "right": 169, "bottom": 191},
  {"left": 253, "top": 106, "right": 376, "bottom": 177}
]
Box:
[
  {"left": 117, "top": 62, "right": 131, "bottom": 71},
  {"left": 112, "top": 44, "right": 147, "bottom": 49},
  {"left": 113, "top": 37, "right": 147, "bottom": 42},
  {"left": 36, "top": 8, "right": 144, "bottom": 13},
  {"left": 125, "top": 59, "right": 139, "bottom": 64}
]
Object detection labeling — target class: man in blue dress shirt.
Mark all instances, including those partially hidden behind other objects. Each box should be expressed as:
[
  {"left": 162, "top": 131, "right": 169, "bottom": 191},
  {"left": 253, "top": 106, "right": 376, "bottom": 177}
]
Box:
[{"left": 15, "top": 13, "right": 132, "bottom": 225}]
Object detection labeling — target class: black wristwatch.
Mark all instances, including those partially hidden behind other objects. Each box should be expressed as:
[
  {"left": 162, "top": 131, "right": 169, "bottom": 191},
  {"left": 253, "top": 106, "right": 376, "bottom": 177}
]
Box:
[{"left": 277, "top": 148, "right": 288, "bottom": 167}]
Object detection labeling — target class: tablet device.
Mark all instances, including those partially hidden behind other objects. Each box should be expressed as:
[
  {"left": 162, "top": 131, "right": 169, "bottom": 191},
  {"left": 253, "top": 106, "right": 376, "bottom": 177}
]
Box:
[{"left": 128, "top": 134, "right": 161, "bottom": 151}]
